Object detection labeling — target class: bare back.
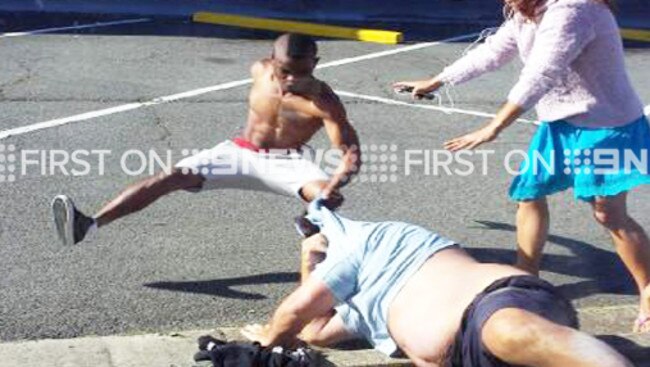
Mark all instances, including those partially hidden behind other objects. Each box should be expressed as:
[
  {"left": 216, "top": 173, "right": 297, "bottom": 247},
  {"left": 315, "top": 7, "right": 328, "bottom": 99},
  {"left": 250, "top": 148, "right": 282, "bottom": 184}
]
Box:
[
  {"left": 388, "top": 247, "right": 529, "bottom": 364},
  {"left": 245, "top": 60, "right": 341, "bottom": 149}
]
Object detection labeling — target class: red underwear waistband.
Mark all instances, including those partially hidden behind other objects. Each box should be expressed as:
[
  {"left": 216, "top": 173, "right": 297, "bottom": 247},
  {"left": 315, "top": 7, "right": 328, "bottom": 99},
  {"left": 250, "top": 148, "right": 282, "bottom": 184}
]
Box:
[{"left": 232, "top": 137, "right": 260, "bottom": 152}]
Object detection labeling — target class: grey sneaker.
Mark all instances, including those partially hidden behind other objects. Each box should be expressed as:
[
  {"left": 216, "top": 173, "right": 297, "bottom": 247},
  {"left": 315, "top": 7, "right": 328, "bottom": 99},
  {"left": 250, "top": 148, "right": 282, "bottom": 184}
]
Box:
[{"left": 51, "top": 195, "right": 94, "bottom": 245}]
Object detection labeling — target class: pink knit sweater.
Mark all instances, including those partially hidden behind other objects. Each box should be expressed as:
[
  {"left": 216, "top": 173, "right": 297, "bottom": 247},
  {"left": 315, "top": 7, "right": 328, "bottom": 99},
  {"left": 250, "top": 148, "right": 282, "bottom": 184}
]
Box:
[{"left": 438, "top": 0, "right": 645, "bottom": 127}]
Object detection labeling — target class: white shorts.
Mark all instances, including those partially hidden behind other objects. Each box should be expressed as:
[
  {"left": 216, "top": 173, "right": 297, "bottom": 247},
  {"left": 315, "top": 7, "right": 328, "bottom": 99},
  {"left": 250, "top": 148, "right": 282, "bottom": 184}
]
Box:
[{"left": 175, "top": 140, "right": 330, "bottom": 198}]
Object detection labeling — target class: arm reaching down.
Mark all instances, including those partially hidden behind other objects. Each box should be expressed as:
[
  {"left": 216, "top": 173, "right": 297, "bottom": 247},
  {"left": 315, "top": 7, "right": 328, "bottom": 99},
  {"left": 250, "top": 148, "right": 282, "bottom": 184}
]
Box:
[
  {"left": 317, "top": 85, "right": 361, "bottom": 198},
  {"left": 243, "top": 234, "right": 359, "bottom": 348},
  {"left": 444, "top": 101, "right": 525, "bottom": 151},
  {"left": 241, "top": 277, "right": 338, "bottom": 347},
  {"left": 444, "top": 3, "right": 596, "bottom": 152}
]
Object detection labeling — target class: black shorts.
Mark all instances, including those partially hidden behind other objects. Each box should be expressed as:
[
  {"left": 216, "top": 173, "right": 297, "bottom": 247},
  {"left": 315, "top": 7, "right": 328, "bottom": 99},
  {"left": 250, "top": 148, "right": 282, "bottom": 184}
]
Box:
[{"left": 449, "top": 275, "right": 578, "bottom": 367}]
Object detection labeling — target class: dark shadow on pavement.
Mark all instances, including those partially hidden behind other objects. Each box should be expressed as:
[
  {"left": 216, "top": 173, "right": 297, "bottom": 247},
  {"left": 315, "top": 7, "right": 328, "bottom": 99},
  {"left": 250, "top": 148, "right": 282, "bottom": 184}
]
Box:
[
  {"left": 597, "top": 335, "right": 650, "bottom": 366},
  {"left": 330, "top": 338, "right": 373, "bottom": 351},
  {"left": 467, "top": 220, "right": 636, "bottom": 300},
  {"left": 144, "top": 271, "right": 299, "bottom": 300}
]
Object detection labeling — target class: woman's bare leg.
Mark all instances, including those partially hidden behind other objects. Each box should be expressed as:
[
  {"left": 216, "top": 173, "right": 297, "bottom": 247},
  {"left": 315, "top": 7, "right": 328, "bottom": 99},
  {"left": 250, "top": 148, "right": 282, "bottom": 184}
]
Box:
[
  {"left": 591, "top": 192, "right": 650, "bottom": 332},
  {"left": 515, "top": 197, "right": 550, "bottom": 275}
]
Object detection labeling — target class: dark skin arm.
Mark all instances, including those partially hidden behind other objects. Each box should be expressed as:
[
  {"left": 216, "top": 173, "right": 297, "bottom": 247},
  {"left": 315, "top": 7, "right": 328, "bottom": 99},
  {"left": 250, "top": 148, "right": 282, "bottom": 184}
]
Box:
[{"left": 315, "top": 84, "right": 361, "bottom": 197}]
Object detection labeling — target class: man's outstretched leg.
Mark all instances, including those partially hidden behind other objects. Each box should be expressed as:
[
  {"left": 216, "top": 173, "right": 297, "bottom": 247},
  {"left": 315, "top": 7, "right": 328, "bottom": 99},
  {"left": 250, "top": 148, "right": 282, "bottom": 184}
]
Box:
[
  {"left": 482, "top": 308, "right": 632, "bottom": 367},
  {"left": 52, "top": 169, "right": 203, "bottom": 245}
]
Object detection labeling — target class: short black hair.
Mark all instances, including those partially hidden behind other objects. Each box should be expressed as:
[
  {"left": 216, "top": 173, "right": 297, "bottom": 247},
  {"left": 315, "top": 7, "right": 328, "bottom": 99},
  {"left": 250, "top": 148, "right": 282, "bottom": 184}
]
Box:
[{"left": 275, "top": 33, "right": 318, "bottom": 59}]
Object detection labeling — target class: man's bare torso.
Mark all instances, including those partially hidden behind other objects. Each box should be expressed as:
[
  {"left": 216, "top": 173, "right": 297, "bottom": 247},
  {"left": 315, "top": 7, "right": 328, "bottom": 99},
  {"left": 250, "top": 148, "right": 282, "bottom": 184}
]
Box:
[
  {"left": 388, "top": 248, "right": 529, "bottom": 364},
  {"left": 244, "top": 60, "right": 337, "bottom": 149}
]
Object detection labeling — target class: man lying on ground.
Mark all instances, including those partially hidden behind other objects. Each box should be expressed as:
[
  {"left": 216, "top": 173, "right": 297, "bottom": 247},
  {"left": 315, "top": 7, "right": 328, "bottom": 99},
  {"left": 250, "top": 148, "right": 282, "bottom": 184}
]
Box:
[{"left": 242, "top": 199, "right": 631, "bottom": 367}]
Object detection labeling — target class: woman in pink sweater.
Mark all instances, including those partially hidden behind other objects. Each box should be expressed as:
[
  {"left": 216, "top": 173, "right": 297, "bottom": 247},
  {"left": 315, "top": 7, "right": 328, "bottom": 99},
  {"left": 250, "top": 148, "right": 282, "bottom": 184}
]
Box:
[{"left": 394, "top": 0, "right": 650, "bottom": 332}]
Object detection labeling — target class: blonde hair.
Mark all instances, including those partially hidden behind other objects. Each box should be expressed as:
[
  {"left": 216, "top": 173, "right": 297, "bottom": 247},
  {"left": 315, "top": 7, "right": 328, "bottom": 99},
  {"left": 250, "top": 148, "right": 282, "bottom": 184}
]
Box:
[{"left": 504, "top": 0, "right": 615, "bottom": 21}]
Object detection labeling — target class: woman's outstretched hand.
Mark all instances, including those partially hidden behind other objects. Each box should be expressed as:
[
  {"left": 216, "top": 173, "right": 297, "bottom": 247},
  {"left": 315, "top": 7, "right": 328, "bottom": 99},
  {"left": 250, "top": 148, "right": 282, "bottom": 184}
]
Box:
[
  {"left": 392, "top": 78, "right": 443, "bottom": 100},
  {"left": 444, "top": 124, "right": 499, "bottom": 151}
]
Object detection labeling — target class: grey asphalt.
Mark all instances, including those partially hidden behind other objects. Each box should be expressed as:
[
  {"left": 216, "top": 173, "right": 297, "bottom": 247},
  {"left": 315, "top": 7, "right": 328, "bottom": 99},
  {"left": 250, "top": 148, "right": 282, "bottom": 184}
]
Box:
[{"left": 1, "top": 20, "right": 650, "bottom": 344}]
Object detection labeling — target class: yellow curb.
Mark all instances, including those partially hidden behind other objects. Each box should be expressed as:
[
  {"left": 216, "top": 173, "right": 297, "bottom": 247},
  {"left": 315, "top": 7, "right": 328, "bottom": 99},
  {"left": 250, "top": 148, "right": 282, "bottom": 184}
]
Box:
[
  {"left": 620, "top": 28, "right": 650, "bottom": 42},
  {"left": 193, "top": 11, "right": 403, "bottom": 45}
]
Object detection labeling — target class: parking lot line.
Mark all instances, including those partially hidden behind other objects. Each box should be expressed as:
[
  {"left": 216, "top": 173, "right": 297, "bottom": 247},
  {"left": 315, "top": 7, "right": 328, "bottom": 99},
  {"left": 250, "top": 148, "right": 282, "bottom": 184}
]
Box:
[
  {"left": 0, "top": 32, "right": 479, "bottom": 140},
  {"left": 0, "top": 18, "right": 152, "bottom": 38},
  {"left": 335, "top": 90, "right": 539, "bottom": 125}
]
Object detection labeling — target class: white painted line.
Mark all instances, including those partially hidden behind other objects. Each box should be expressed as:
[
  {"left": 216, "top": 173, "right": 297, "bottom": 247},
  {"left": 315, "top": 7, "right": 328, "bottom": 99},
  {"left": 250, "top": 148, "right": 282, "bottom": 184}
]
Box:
[
  {"left": 0, "top": 103, "right": 143, "bottom": 138},
  {"left": 141, "top": 79, "right": 253, "bottom": 104},
  {"left": 0, "top": 32, "right": 480, "bottom": 140},
  {"left": 317, "top": 32, "right": 479, "bottom": 69},
  {"left": 0, "top": 18, "right": 152, "bottom": 38},
  {"left": 335, "top": 90, "right": 539, "bottom": 125},
  {"left": 0, "top": 79, "right": 255, "bottom": 140}
]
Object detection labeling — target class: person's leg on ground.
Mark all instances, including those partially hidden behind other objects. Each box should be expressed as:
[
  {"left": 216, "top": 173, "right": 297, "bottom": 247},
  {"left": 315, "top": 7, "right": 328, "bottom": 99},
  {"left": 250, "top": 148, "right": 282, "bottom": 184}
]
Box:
[
  {"left": 482, "top": 308, "right": 632, "bottom": 367},
  {"left": 590, "top": 192, "right": 650, "bottom": 332},
  {"left": 515, "top": 197, "right": 550, "bottom": 275}
]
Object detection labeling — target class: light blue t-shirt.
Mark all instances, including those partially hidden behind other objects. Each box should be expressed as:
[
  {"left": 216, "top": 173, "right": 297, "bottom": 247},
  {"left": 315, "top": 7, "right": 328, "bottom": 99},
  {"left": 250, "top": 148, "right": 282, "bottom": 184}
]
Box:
[{"left": 307, "top": 199, "right": 457, "bottom": 356}]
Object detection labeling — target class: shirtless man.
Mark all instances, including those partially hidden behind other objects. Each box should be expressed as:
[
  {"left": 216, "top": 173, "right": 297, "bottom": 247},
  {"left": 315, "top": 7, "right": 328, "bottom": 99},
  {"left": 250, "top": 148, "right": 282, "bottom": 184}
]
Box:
[
  {"left": 51, "top": 34, "right": 360, "bottom": 245},
  {"left": 241, "top": 198, "right": 632, "bottom": 367}
]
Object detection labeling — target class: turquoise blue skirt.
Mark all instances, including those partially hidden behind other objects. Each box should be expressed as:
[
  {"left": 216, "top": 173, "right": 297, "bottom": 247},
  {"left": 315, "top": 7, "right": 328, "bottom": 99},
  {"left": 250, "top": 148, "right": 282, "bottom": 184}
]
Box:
[{"left": 509, "top": 115, "right": 650, "bottom": 202}]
